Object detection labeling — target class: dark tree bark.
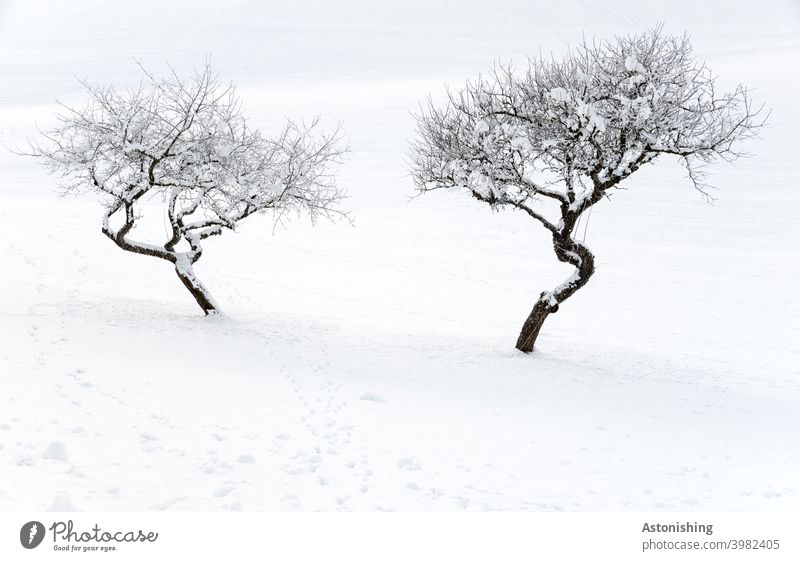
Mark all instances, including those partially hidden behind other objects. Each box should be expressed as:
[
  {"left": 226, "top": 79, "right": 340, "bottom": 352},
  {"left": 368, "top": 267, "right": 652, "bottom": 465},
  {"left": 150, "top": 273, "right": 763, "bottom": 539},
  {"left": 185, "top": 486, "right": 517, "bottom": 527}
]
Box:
[
  {"left": 101, "top": 200, "right": 218, "bottom": 315},
  {"left": 515, "top": 214, "right": 596, "bottom": 353},
  {"left": 515, "top": 295, "right": 557, "bottom": 353},
  {"left": 174, "top": 263, "right": 218, "bottom": 315}
]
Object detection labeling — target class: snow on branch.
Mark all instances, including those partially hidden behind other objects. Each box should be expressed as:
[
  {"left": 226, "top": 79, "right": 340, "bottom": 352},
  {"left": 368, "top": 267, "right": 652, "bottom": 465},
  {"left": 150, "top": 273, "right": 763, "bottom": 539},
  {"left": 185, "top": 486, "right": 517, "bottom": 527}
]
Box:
[
  {"left": 410, "top": 26, "right": 766, "bottom": 217},
  {"left": 410, "top": 26, "right": 766, "bottom": 353},
  {"left": 31, "top": 61, "right": 347, "bottom": 264},
  {"left": 27, "top": 61, "right": 348, "bottom": 315}
]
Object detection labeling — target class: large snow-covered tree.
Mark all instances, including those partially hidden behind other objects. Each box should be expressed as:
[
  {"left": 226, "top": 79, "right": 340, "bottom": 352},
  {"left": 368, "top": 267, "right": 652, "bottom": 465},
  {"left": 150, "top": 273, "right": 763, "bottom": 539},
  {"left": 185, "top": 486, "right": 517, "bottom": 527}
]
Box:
[
  {"left": 410, "top": 27, "right": 764, "bottom": 353},
  {"left": 33, "top": 63, "right": 346, "bottom": 315}
]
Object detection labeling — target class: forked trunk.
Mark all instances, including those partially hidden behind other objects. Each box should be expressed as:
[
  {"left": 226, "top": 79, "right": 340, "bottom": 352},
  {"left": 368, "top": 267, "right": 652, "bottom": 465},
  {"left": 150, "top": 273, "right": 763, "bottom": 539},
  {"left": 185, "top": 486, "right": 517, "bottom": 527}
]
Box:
[
  {"left": 102, "top": 202, "right": 219, "bottom": 316},
  {"left": 174, "top": 259, "right": 218, "bottom": 315}
]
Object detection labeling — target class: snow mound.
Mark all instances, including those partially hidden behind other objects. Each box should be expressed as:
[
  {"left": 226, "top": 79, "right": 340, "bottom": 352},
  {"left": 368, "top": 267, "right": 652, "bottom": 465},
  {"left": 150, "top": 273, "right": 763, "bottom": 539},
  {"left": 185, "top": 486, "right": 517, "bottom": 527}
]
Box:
[{"left": 43, "top": 441, "right": 69, "bottom": 462}]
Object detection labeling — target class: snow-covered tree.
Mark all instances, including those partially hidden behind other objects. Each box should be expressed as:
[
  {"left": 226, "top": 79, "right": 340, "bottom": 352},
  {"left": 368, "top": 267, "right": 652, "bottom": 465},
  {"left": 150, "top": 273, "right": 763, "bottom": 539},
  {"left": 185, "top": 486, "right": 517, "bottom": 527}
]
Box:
[
  {"left": 32, "top": 63, "right": 346, "bottom": 315},
  {"left": 410, "top": 27, "right": 765, "bottom": 353}
]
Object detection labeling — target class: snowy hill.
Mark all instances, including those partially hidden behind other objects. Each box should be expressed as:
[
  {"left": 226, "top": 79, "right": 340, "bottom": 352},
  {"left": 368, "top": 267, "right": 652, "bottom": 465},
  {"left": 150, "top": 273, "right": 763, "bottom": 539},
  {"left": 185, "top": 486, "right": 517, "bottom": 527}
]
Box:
[{"left": 0, "top": 0, "right": 798, "bottom": 511}]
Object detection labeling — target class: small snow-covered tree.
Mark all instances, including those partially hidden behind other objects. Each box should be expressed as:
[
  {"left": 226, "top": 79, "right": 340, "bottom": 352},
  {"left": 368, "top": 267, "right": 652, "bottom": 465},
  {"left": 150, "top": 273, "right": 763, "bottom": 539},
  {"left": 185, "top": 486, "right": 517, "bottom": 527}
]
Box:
[
  {"left": 33, "top": 63, "right": 346, "bottom": 315},
  {"left": 411, "top": 27, "right": 764, "bottom": 353}
]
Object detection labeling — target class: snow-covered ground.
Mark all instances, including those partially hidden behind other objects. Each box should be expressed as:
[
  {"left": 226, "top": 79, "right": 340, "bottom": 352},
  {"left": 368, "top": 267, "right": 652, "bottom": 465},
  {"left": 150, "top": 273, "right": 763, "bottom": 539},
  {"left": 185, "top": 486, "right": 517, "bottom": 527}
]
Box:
[{"left": 1, "top": 0, "right": 798, "bottom": 511}]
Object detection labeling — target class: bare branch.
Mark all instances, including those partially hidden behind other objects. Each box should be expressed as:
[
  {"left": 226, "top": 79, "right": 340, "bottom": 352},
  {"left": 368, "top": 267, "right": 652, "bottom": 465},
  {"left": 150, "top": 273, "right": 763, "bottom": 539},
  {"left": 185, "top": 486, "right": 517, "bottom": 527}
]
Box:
[
  {"left": 28, "top": 62, "right": 349, "bottom": 315},
  {"left": 410, "top": 26, "right": 765, "bottom": 231}
]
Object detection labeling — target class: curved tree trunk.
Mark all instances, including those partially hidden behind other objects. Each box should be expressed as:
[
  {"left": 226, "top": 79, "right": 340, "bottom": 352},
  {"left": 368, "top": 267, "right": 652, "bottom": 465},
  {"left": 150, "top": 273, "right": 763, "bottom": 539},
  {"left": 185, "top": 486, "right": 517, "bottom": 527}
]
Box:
[
  {"left": 515, "top": 233, "right": 595, "bottom": 353},
  {"left": 174, "top": 258, "right": 218, "bottom": 315},
  {"left": 103, "top": 201, "right": 220, "bottom": 316}
]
